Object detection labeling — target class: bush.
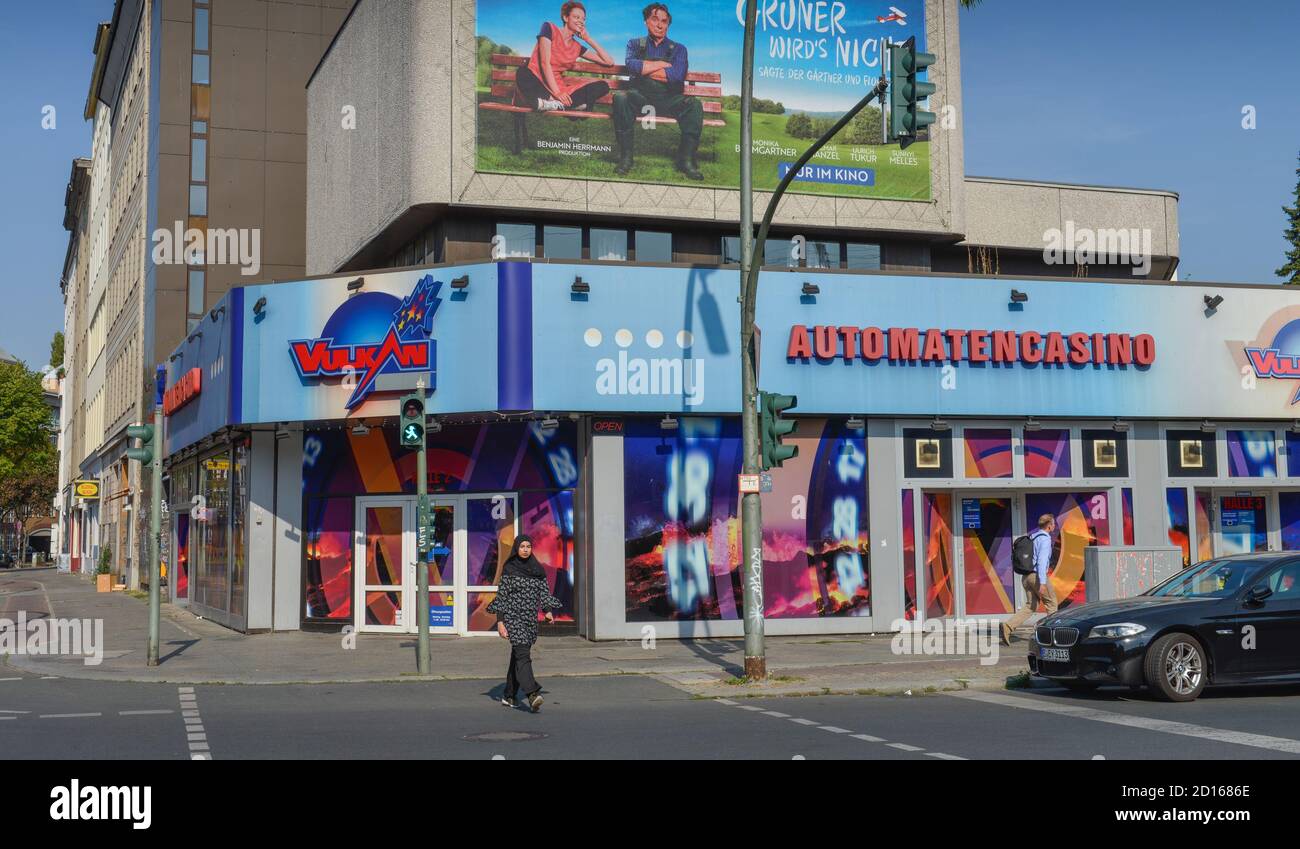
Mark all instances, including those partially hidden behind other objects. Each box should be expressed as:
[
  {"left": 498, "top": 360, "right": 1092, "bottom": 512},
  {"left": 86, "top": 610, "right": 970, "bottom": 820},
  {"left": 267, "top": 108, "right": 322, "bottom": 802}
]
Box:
[
  {"left": 97, "top": 547, "right": 112, "bottom": 576},
  {"left": 785, "top": 112, "right": 815, "bottom": 139}
]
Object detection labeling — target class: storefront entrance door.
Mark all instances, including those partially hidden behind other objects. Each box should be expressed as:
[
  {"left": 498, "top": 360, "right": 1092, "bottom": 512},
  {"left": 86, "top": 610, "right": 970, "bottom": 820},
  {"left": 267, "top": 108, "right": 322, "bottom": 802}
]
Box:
[
  {"left": 956, "top": 495, "right": 1020, "bottom": 618},
  {"left": 1214, "top": 492, "right": 1273, "bottom": 555},
  {"left": 355, "top": 494, "right": 518, "bottom": 636}
]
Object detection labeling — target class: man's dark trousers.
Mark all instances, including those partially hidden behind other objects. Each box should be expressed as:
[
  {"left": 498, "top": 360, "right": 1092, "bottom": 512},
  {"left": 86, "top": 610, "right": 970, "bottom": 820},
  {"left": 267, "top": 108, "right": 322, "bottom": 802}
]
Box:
[{"left": 612, "top": 78, "right": 704, "bottom": 175}]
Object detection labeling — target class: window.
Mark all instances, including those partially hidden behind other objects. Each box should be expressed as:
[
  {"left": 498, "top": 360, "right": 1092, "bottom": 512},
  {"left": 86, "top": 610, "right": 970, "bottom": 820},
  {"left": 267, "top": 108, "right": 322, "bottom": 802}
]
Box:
[
  {"left": 845, "top": 243, "right": 882, "bottom": 270},
  {"left": 193, "top": 8, "right": 210, "bottom": 50},
  {"left": 190, "top": 139, "right": 206, "bottom": 181},
  {"left": 590, "top": 228, "right": 628, "bottom": 261},
  {"left": 1166, "top": 430, "right": 1217, "bottom": 477},
  {"left": 807, "top": 240, "right": 839, "bottom": 269},
  {"left": 192, "top": 121, "right": 207, "bottom": 134},
  {"left": 543, "top": 225, "right": 582, "bottom": 260},
  {"left": 904, "top": 428, "right": 953, "bottom": 478},
  {"left": 635, "top": 231, "right": 672, "bottom": 262},
  {"left": 189, "top": 185, "right": 207, "bottom": 216},
  {"left": 721, "top": 236, "right": 742, "bottom": 265},
  {"left": 188, "top": 270, "right": 205, "bottom": 316},
  {"left": 192, "top": 54, "right": 210, "bottom": 85},
  {"left": 494, "top": 223, "right": 535, "bottom": 258},
  {"left": 764, "top": 239, "right": 795, "bottom": 267},
  {"left": 1083, "top": 429, "right": 1129, "bottom": 477}
]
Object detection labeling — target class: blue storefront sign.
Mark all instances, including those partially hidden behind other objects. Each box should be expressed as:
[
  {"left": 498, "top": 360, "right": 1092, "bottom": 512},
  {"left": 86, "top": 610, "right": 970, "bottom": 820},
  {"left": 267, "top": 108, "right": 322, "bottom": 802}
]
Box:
[{"left": 962, "top": 498, "right": 982, "bottom": 530}]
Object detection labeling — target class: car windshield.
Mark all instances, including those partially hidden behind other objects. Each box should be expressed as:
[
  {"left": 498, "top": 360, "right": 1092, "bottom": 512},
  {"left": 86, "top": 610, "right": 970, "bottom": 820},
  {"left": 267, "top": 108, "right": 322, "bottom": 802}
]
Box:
[{"left": 1148, "top": 558, "right": 1276, "bottom": 599}]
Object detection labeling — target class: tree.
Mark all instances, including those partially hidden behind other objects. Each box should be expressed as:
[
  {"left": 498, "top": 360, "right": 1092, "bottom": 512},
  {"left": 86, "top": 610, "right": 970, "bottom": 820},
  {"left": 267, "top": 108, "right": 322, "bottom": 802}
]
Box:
[
  {"left": 50, "top": 331, "right": 65, "bottom": 378},
  {"left": 785, "top": 111, "right": 815, "bottom": 139},
  {"left": 0, "top": 446, "right": 57, "bottom": 559},
  {"left": 0, "top": 362, "right": 55, "bottom": 558},
  {"left": 1279, "top": 151, "right": 1300, "bottom": 285}
]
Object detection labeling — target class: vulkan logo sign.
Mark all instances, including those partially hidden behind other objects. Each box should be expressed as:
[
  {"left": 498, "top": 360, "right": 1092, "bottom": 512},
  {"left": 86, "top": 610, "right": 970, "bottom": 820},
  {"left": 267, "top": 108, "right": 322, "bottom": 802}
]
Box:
[
  {"left": 290, "top": 274, "right": 443, "bottom": 410},
  {"left": 1238, "top": 312, "right": 1300, "bottom": 406}
]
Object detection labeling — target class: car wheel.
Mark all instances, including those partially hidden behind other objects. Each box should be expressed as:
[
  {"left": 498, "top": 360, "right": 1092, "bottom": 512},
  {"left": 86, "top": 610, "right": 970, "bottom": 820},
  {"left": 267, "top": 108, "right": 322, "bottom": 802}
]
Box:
[
  {"left": 1060, "top": 680, "right": 1100, "bottom": 693},
  {"left": 1144, "top": 633, "right": 1206, "bottom": 702}
]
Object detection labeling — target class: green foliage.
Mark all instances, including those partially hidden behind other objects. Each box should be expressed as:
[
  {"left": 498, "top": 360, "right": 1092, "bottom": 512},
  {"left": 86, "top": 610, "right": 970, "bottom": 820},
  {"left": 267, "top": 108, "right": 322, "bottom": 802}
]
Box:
[
  {"left": 98, "top": 546, "right": 112, "bottom": 575},
  {"left": 50, "top": 332, "right": 64, "bottom": 370},
  {"left": 0, "top": 362, "right": 54, "bottom": 483},
  {"left": 1278, "top": 151, "right": 1300, "bottom": 285},
  {"left": 476, "top": 36, "right": 515, "bottom": 88},
  {"left": 836, "top": 105, "right": 884, "bottom": 145},
  {"left": 784, "top": 111, "right": 815, "bottom": 139},
  {"left": 721, "top": 95, "right": 784, "bottom": 115}
]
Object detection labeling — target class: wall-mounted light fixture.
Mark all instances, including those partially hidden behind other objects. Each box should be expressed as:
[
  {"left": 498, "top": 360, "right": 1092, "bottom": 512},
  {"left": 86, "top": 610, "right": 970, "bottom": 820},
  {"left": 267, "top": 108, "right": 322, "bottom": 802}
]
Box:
[
  {"left": 846, "top": 416, "right": 865, "bottom": 430},
  {"left": 450, "top": 275, "right": 469, "bottom": 290},
  {"left": 187, "top": 330, "right": 203, "bottom": 344},
  {"left": 209, "top": 305, "right": 226, "bottom": 322},
  {"left": 1024, "top": 417, "right": 1042, "bottom": 431},
  {"left": 801, "top": 281, "right": 820, "bottom": 296},
  {"left": 572, "top": 276, "right": 590, "bottom": 294},
  {"left": 1112, "top": 419, "right": 1131, "bottom": 432},
  {"left": 346, "top": 277, "right": 365, "bottom": 292},
  {"left": 275, "top": 423, "right": 291, "bottom": 440},
  {"left": 427, "top": 417, "right": 442, "bottom": 435},
  {"left": 1010, "top": 289, "right": 1029, "bottom": 303},
  {"left": 660, "top": 415, "right": 679, "bottom": 431},
  {"left": 350, "top": 422, "right": 370, "bottom": 437},
  {"left": 1291, "top": 419, "right": 1300, "bottom": 434},
  {"left": 539, "top": 416, "right": 559, "bottom": 431},
  {"left": 252, "top": 296, "right": 267, "bottom": 316},
  {"left": 1200, "top": 419, "right": 1217, "bottom": 433},
  {"left": 1204, "top": 294, "right": 1223, "bottom": 311},
  {"left": 930, "top": 418, "right": 950, "bottom": 432},
  {"left": 168, "top": 352, "right": 181, "bottom": 362}
]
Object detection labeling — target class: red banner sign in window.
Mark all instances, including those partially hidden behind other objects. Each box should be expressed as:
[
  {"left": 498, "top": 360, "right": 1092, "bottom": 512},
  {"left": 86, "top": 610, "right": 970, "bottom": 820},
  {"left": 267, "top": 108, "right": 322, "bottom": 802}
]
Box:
[{"left": 163, "top": 368, "right": 202, "bottom": 416}]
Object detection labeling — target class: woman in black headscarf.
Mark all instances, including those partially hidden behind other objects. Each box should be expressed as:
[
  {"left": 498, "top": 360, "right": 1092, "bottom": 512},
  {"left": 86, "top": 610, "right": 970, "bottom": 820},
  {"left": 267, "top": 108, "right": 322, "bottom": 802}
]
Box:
[{"left": 487, "top": 534, "right": 562, "bottom": 712}]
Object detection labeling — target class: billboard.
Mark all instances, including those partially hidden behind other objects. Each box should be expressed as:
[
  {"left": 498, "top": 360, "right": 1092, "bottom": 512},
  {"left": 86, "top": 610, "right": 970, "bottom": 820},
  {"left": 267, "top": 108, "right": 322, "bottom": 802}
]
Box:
[{"left": 474, "top": 0, "right": 931, "bottom": 199}]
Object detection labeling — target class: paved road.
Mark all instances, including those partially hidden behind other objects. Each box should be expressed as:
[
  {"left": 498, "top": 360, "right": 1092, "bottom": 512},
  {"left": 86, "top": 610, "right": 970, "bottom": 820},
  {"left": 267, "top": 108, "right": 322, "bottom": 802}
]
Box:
[{"left": 3, "top": 670, "right": 1300, "bottom": 760}]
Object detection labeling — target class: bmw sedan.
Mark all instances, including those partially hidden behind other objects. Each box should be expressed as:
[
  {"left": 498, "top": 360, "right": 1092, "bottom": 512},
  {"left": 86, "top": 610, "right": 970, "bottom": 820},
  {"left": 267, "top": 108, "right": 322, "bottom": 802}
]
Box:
[{"left": 1028, "top": 553, "right": 1300, "bottom": 701}]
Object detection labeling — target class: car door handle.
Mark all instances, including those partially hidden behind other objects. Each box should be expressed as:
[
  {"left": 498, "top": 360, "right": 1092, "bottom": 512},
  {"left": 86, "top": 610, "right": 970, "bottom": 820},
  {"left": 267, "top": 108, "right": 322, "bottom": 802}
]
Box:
[{"left": 1215, "top": 628, "right": 1234, "bottom": 635}]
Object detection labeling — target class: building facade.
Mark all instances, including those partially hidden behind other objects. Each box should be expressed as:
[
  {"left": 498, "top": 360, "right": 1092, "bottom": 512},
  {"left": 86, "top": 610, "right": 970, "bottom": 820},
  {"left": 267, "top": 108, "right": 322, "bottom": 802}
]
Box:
[{"left": 58, "top": 0, "right": 349, "bottom": 585}]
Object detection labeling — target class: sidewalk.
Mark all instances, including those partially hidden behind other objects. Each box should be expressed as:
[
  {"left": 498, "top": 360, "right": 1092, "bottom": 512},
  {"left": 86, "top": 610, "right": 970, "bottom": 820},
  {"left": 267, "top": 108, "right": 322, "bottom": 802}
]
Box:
[{"left": 2, "top": 571, "right": 1035, "bottom": 695}]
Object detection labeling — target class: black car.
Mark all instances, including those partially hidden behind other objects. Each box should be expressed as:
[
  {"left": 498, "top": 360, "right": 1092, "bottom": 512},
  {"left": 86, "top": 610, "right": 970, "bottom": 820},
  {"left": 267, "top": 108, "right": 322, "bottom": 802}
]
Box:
[{"left": 1028, "top": 553, "right": 1300, "bottom": 701}]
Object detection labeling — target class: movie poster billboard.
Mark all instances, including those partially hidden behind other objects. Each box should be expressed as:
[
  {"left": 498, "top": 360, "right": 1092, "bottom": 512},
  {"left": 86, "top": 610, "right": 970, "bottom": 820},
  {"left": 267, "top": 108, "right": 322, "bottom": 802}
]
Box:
[{"left": 475, "top": 0, "right": 931, "bottom": 200}]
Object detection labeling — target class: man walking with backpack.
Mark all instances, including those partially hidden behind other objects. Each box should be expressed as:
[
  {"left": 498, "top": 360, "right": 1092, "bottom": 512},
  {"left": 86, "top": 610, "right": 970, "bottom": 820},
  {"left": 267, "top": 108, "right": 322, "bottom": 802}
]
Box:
[{"left": 1002, "top": 514, "right": 1058, "bottom": 646}]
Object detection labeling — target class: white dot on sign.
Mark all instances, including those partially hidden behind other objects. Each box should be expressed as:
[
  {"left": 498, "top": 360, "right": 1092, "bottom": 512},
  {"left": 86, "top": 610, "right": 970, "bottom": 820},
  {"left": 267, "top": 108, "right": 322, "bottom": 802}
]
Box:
[
  {"left": 645, "top": 329, "right": 664, "bottom": 349},
  {"left": 677, "top": 330, "right": 694, "bottom": 349},
  {"left": 583, "top": 328, "right": 602, "bottom": 347},
  {"left": 615, "top": 329, "right": 633, "bottom": 348}
]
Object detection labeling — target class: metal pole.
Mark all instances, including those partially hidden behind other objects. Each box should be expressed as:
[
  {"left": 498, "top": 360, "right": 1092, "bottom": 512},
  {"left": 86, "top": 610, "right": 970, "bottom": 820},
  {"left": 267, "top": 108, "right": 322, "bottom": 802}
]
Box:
[
  {"left": 416, "top": 379, "right": 430, "bottom": 675},
  {"left": 147, "top": 405, "right": 162, "bottom": 666},
  {"left": 738, "top": 0, "right": 766, "bottom": 680}
]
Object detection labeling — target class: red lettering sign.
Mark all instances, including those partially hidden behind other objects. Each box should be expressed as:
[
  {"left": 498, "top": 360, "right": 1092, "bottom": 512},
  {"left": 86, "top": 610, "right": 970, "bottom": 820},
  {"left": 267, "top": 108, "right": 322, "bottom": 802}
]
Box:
[{"left": 163, "top": 368, "right": 202, "bottom": 416}]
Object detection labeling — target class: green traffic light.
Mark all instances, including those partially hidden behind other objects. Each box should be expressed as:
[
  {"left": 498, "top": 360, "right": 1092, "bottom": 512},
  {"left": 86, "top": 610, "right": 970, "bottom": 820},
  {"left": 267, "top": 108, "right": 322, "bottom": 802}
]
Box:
[
  {"left": 399, "top": 393, "right": 427, "bottom": 448},
  {"left": 126, "top": 423, "right": 155, "bottom": 464},
  {"left": 760, "top": 391, "right": 800, "bottom": 470},
  {"left": 887, "top": 36, "right": 937, "bottom": 146}
]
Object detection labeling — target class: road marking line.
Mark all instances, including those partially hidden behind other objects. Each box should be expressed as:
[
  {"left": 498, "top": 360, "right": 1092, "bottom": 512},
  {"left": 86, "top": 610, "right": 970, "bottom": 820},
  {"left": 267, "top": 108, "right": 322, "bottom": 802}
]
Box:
[
  {"left": 789, "top": 718, "right": 819, "bottom": 726},
  {"left": 762, "top": 711, "right": 790, "bottom": 718},
  {"left": 715, "top": 698, "right": 737, "bottom": 706},
  {"left": 948, "top": 691, "right": 1300, "bottom": 755},
  {"left": 179, "top": 686, "right": 212, "bottom": 760},
  {"left": 0, "top": 716, "right": 15, "bottom": 721},
  {"left": 39, "top": 713, "right": 101, "bottom": 719},
  {"left": 184, "top": 717, "right": 202, "bottom": 725},
  {"left": 40, "top": 676, "right": 58, "bottom": 680},
  {"left": 191, "top": 754, "right": 208, "bottom": 760},
  {"left": 736, "top": 705, "right": 765, "bottom": 711},
  {"left": 120, "top": 710, "right": 174, "bottom": 716},
  {"left": 926, "top": 752, "right": 966, "bottom": 761},
  {"left": 819, "top": 726, "right": 852, "bottom": 734},
  {"left": 178, "top": 687, "right": 194, "bottom": 694},
  {"left": 187, "top": 733, "right": 206, "bottom": 742},
  {"left": 182, "top": 710, "right": 200, "bottom": 718},
  {"left": 0, "top": 677, "right": 22, "bottom": 682},
  {"left": 888, "top": 743, "right": 924, "bottom": 752},
  {"left": 851, "top": 734, "right": 886, "bottom": 742}
]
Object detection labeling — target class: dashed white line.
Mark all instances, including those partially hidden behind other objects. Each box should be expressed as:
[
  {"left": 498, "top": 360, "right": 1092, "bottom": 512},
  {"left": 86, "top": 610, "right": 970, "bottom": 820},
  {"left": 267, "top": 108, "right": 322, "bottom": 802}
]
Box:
[
  {"left": 178, "top": 686, "right": 211, "bottom": 760},
  {"left": 926, "top": 752, "right": 967, "bottom": 761},
  {"left": 789, "top": 717, "right": 819, "bottom": 726},
  {"left": 888, "top": 743, "right": 924, "bottom": 752},
  {"left": 736, "top": 705, "right": 765, "bottom": 712},
  {"left": 120, "top": 710, "right": 174, "bottom": 716},
  {"left": 715, "top": 698, "right": 737, "bottom": 706},
  {"left": 761, "top": 711, "right": 790, "bottom": 718},
  {"left": 39, "top": 712, "right": 102, "bottom": 719},
  {"left": 818, "top": 726, "right": 852, "bottom": 734},
  {"left": 851, "top": 733, "right": 886, "bottom": 743},
  {"left": 0, "top": 677, "right": 23, "bottom": 682}
]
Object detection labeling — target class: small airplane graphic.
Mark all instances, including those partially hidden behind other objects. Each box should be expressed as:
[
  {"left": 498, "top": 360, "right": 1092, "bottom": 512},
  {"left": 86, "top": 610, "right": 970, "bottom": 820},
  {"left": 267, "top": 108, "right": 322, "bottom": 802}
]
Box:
[{"left": 876, "top": 6, "right": 907, "bottom": 25}]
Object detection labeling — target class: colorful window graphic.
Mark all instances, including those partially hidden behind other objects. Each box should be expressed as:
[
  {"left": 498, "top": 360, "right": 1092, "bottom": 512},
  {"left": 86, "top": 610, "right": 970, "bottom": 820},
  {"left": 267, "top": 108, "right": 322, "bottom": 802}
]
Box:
[
  {"left": 623, "top": 417, "right": 869, "bottom": 621},
  {"left": 1024, "top": 491, "right": 1112, "bottom": 609},
  {"left": 923, "top": 492, "right": 954, "bottom": 618},
  {"left": 1024, "top": 429, "right": 1072, "bottom": 478},
  {"left": 902, "top": 489, "right": 917, "bottom": 620},
  {"left": 1165, "top": 487, "right": 1190, "bottom": 567},
  {"left": 304, "top": 498, "right": 353, "bottom": 619},
  {"left": 960, "top": 497, "right": 1015, "bottom": 615},
  {"left": 1218, "top": 495, "right": 1269, "bottom": 554},
  {"left": 1195, "top": 489, "right": 1214, "bottom": 563},
  {"left": 1280, "top": 492, "right": 1300, "bottom": 551},
  {"left": 963, "top": 429, "right": 1012, "bottom": 479},
  {"left": 521, "top": 490, "right": 576, "bottom": 622},
  {"left": 1226, "top": 430, "right": 1277, "bottom": 478},
  {"left": 1287, "top": 433, "right": 1300, "bottom": 477},
  {"left": 175, "top": 513, "right": 190, "bottom": 600},
  {"left": 1122, "top": 488, "right": 1135, "bottom": 546}
]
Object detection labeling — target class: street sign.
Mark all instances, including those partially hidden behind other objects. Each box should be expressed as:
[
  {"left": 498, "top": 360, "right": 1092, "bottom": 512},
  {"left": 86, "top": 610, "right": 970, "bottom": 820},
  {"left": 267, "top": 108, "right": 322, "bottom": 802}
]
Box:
[
  {"left": 416, "top": 495, "right": 431, "bottom": 554},
  {"left": 760, "top": 473, "right": 773, "bottom": 493},
  {"left": 738, "top": 473, "right": 761, "bottom": 494}
]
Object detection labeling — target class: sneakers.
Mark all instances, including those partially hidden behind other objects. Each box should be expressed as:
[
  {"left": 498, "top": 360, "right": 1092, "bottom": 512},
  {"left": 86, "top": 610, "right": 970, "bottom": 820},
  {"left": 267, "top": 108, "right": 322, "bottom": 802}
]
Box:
[
  {"left": 526, "top": 691, "right": 544, "bottom": 713},
  {"left": 536, "top": 98, "right": 564, "bottom": 112},
  {"left": 501, "top": 696, "right": 517, "bottom": 708}
]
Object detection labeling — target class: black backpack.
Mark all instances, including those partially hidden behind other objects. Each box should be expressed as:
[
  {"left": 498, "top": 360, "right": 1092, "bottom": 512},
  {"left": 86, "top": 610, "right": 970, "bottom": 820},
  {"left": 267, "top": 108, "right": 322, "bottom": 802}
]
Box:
[{"left": 1012, "top": 533, "right": 1037, "bottom": 575}]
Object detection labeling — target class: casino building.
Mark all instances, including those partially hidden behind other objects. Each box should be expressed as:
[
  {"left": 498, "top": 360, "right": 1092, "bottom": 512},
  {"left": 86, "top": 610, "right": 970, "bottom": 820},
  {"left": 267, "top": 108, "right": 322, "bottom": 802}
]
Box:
[{"left": 155, "top": 0, "right": 1300, "bottom": 638}]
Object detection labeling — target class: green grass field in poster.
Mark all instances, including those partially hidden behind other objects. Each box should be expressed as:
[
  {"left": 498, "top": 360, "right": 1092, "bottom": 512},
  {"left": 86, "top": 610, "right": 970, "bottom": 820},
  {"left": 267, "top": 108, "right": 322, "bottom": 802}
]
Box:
[{"left": 475, "top": 90, "right": 931, "bottom": 201}]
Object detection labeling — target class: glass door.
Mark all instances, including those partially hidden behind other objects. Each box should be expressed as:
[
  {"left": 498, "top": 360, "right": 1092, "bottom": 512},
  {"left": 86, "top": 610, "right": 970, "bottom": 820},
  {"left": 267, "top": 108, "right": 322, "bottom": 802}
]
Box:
[
  {"left": 427, "top": 501, "right": 458, "bottom": 635},
  {"left": 957, "top": 495, "right": 1019, "bottom": 618},
  {"left": 354, "top": 497, "right": 414, "bottom": 633},
  {"left": 463, "top": 494, "right": 518, "bottom": 634},
  {"left": 1215, "top": 492, "right": 1271, "bottom": 555}
]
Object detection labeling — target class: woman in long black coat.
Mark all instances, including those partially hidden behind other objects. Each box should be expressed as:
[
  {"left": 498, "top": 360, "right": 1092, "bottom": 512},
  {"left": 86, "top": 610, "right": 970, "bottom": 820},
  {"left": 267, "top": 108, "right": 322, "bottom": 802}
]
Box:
[{"left": 487, "top": 534, "right": 562, "bottom": 712}]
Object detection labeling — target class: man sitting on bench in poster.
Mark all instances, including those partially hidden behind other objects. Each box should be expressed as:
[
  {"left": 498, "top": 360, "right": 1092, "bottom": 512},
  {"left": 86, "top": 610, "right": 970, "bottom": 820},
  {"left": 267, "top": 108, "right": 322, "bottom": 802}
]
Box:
[{"left": 612, "top": 3, "right": 704, "bottom": 180}]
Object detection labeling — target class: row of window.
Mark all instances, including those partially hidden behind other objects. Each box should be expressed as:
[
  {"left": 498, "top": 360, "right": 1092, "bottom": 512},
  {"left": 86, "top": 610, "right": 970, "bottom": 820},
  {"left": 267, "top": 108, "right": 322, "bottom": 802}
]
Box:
[{"left": 187, "top": 1, "right": 212, "bottom": 333}]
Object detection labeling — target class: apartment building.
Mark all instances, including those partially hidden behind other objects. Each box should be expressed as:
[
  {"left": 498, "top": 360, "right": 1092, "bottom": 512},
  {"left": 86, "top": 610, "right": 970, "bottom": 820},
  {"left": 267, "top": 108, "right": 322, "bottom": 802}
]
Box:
[{"left": 59, "top": 0, "right": 348, "bottom": 586}]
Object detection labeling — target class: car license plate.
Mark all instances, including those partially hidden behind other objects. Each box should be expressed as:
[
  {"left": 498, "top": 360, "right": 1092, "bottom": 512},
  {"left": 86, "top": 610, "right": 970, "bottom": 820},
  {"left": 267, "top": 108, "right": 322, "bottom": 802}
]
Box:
[{"left": 1039, "top": 647, "right": 1070, "bottom": 662}]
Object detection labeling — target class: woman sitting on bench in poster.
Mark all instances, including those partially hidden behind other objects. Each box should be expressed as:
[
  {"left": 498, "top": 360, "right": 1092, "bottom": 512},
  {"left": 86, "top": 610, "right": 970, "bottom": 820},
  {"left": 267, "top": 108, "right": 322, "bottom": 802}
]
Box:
[{"left": 515, "top": 1, "right": 615, "bottom": 112}]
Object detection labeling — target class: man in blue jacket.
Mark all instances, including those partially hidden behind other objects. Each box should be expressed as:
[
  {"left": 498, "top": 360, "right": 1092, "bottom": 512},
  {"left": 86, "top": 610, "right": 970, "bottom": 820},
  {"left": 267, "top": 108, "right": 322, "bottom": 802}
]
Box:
[
  {"left": 1001, "top": 514, "right": 1059, "bottom": 645},
  {"left": 611, "top": 3, "right": 704, "bottom": 179}
]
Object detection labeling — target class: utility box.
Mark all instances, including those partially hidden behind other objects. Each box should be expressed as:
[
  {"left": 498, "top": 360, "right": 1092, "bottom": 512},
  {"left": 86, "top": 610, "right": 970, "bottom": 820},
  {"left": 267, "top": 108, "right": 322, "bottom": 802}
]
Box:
[{"left": 1083, "top": 547, "right": 1183, "bottom": 603}]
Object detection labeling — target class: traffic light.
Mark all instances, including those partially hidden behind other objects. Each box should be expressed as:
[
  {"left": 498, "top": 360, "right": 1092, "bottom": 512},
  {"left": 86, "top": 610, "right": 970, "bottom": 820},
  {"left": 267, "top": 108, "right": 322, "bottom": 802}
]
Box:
[
  {"left": 399, "top": 394, "right": 426, "bottom": 448},
  {"left": 126, "top": 424, "right": 155, "bottom": 464},
  {"left": 760, "top": 391, "right": 799, "bottom": 470},
  {"left": 888, "top": 35, "right": 937, "bottom": 147}
]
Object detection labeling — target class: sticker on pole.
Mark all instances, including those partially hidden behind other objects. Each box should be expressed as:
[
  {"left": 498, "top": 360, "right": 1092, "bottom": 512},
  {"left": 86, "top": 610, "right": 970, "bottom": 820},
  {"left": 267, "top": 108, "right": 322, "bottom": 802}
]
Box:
[{"left": 738, "top": 474, "right": 761, "bottom": 494}]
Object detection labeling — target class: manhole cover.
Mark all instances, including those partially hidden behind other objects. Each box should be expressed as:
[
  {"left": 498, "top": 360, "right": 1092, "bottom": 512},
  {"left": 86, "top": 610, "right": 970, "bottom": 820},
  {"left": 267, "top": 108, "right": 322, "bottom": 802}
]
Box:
[{"left": 463, "top": 731, "right": 549, "bottom": 743}]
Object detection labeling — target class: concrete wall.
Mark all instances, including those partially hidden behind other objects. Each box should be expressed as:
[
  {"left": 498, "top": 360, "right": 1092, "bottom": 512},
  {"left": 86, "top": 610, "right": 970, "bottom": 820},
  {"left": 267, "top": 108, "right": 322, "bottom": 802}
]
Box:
[{"left": 308, "top": 0, "right": 969, "bottom": 275}]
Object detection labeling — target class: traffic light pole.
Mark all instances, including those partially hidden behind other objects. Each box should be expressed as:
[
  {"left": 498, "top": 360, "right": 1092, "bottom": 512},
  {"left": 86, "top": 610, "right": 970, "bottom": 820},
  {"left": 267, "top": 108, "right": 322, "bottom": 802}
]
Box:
[
  {"left": 740, "top": 2, "right": 887, "bottom": 680},
  {"left": 416, "top": 380, "right": 430, "bottom": 675},
  {"left": 147, "top": 404, "right": 162, "bottom": 667}
]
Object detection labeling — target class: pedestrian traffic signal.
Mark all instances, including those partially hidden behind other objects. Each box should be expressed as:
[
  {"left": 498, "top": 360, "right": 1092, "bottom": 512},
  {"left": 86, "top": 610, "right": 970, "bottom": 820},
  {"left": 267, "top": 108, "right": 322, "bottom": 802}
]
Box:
[
  {"left": 125, "top": 424, "right": 155, "bottom": 464},
  {"left": 399, "top": 394, "right": 426, "bottom": 448},
  {"left": 888, "top": 35, "right": 937, "bottom": 147},
  {"left": 760, "top": 391, "right": 799, "bottom": 470}
]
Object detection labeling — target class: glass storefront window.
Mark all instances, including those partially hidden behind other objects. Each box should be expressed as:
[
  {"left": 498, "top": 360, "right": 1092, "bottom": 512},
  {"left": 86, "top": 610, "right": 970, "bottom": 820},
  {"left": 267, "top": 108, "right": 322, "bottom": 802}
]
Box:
[
  {"left": 543, "top": 225, "right": 582, "bottom": 259},
  {"left": 1226, "top": 430, "right": 1277, "bottom": 477},
  {"left": 494, "top": 223, "right": 535, "bottom": 258},
  {"left": 634, "top": 231, "right": 672, "bottom": 262},
  {"left": 923, "top": 492, "right": 954, "bottom": 618},
  {"left": 304, "top": 497, "right": 353, "bottom": 620},
  {"left": 764, "top": 239, "right": 795, "bottom": 267},
  {"left": 1165, "top": 487, "right": 1192, "bottom": 567},
  {"left": 901, "top": 490, "right": 917, "bottom": 620},
  {"left": 1024, "top": 491, "right": 1112, "bottom": 610},
  {"left": 1024, "top": 429, "right": 1071, "bottom": 478},
  {"left": 590, "top": 228, "right": 628, "bottom": 261},
  {"left": 198, "top": 452, "right": 230, "bottom": 612},
  {"left": 963, "top": 428, "right": 1012, "bottom": 478},
  {"left": 230, "top": 442, "right": 249, "bottom": 619},
  {"left": 845, "top": 243, "right": 881, "bottom": 270}
]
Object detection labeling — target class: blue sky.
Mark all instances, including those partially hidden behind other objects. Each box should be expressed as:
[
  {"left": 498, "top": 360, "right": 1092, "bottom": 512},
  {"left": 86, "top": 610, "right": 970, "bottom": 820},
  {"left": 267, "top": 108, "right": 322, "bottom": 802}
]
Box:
[{"left": 2, "top": 1, "right": 1298, "bottom": 368}]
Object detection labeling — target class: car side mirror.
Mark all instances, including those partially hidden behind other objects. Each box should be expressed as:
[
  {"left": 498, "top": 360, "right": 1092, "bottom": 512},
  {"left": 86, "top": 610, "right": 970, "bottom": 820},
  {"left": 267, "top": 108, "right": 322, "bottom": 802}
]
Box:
[{"left": 1247, "top": 585, "right": 1273, "bottom": 604}]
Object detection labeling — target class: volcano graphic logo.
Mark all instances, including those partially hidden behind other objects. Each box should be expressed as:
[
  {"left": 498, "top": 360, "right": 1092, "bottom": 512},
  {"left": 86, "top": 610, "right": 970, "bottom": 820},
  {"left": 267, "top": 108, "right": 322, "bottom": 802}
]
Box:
[
  {"left": 289, "top": 274, "right": 443, "bottom": 410},
  {"left": 1244, "top": 316, "right": 1300, "bottom": 405}
]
